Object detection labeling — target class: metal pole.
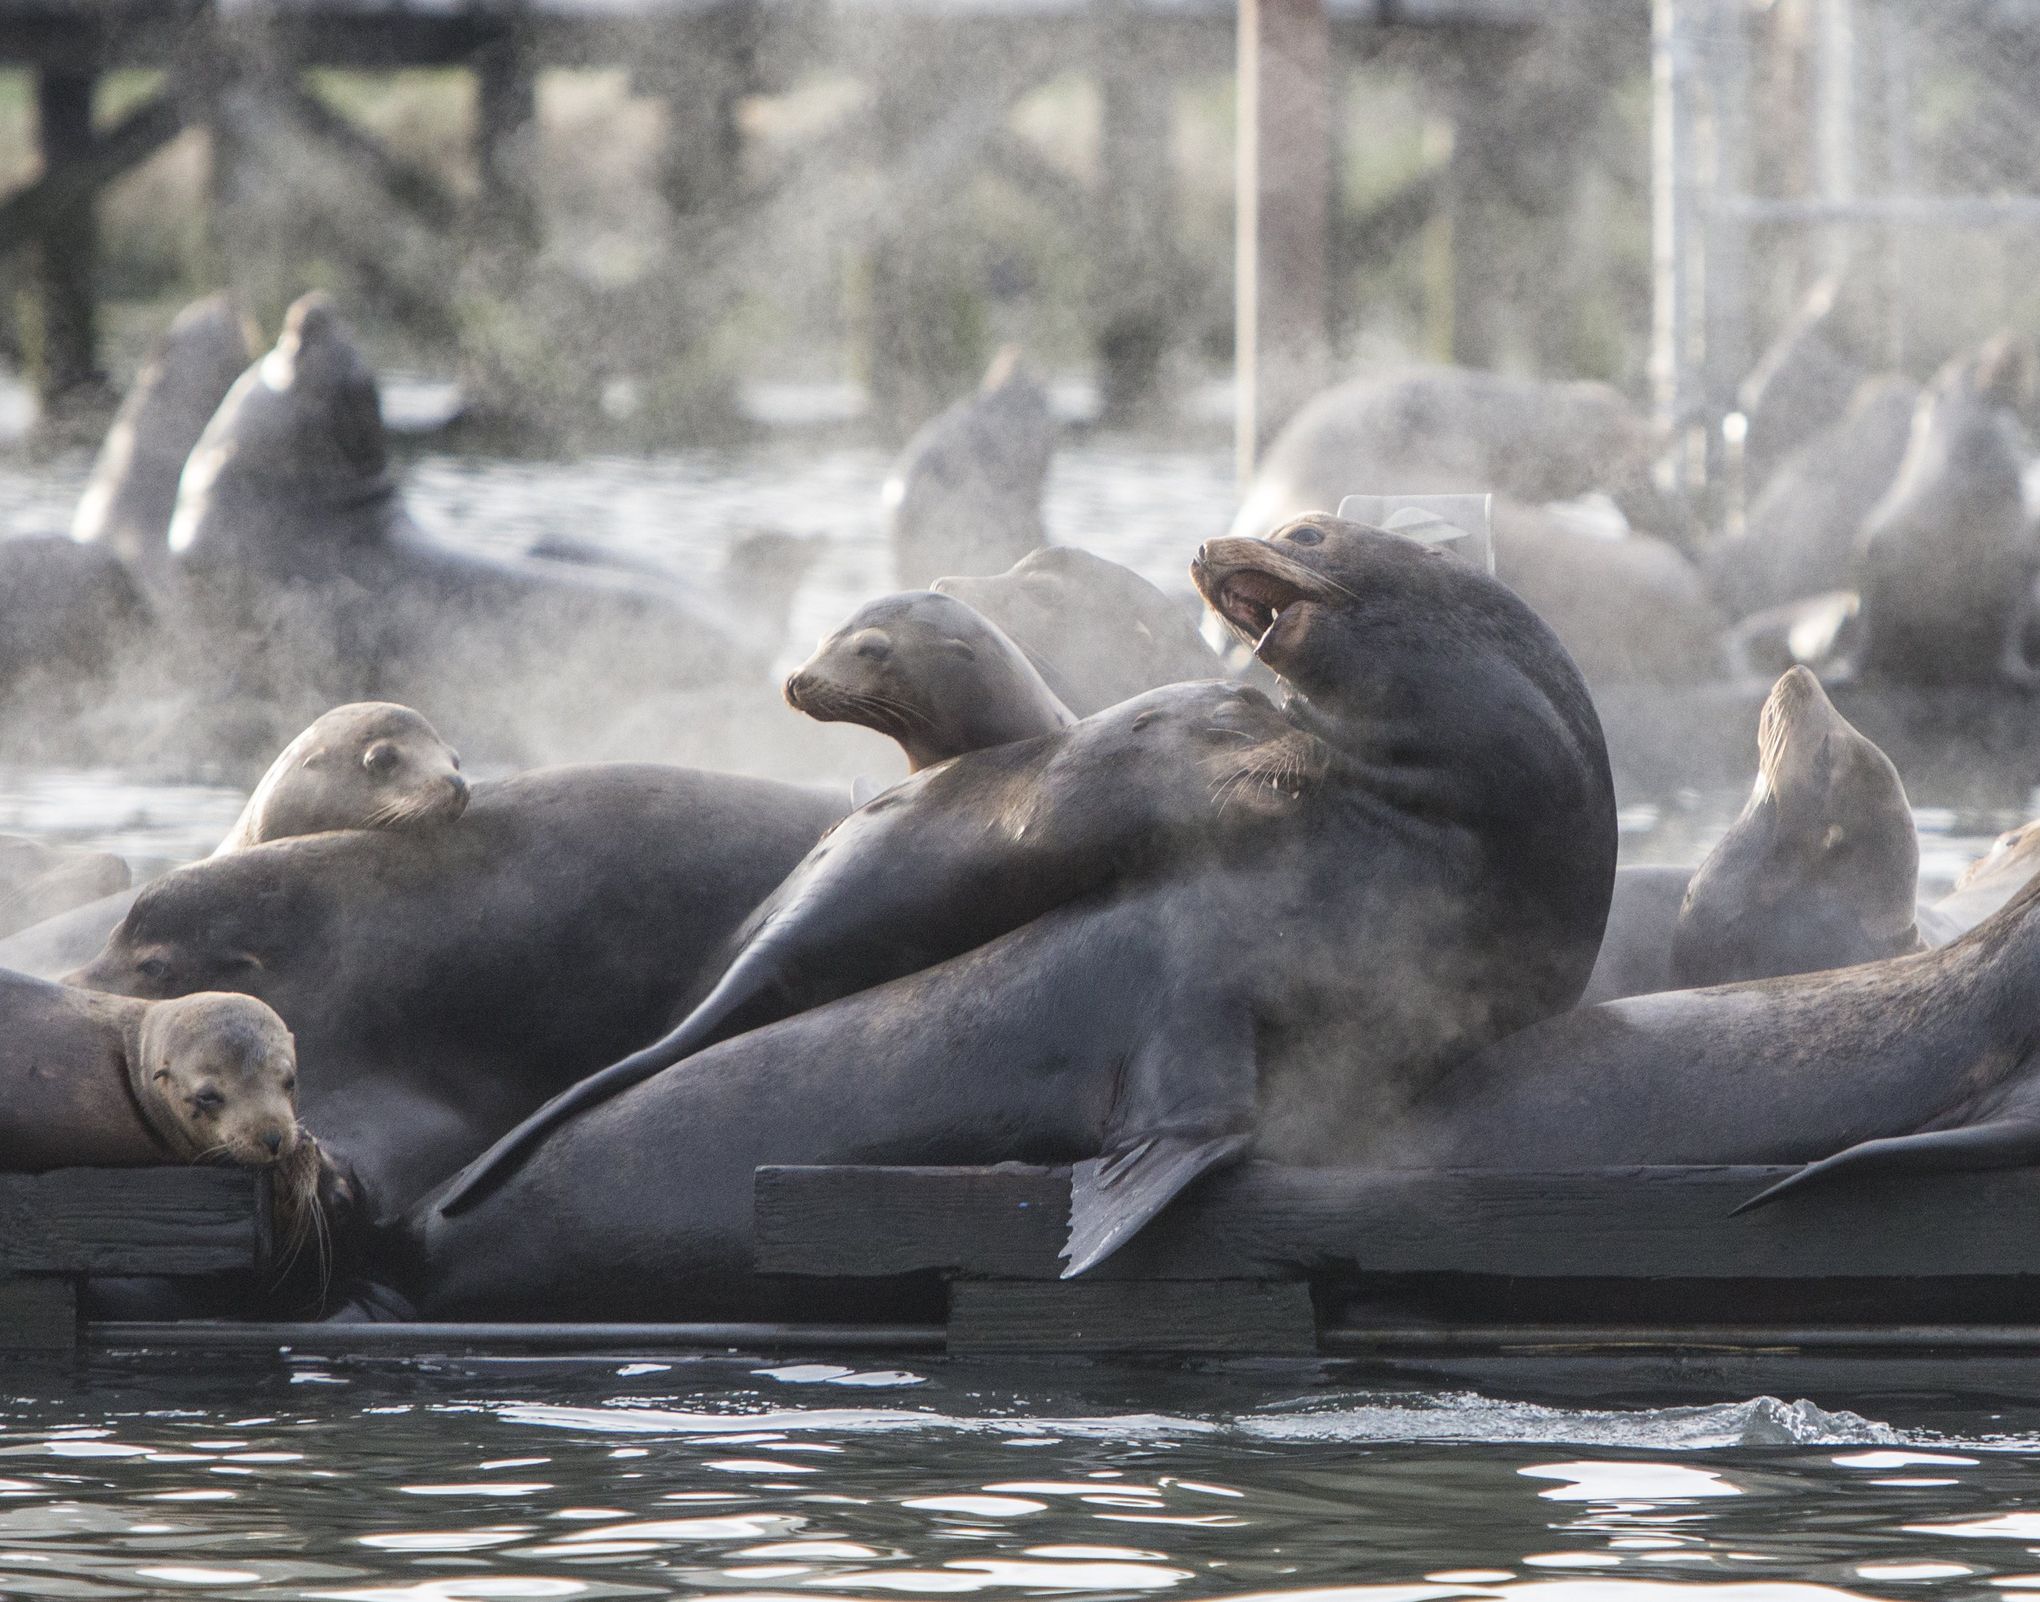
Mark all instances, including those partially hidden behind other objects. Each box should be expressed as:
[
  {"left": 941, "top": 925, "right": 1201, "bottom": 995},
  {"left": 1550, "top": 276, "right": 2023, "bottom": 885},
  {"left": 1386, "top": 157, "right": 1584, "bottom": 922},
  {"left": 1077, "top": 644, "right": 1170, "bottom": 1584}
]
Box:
[{"left": 1235, "top": 0, "right": 1330, "bottom": 484}]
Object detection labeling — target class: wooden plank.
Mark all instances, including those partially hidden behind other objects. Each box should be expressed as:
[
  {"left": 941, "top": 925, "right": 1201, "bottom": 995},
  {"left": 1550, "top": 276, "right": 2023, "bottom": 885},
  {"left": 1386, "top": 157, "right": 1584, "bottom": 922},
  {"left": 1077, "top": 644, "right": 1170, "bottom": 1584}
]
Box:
[
  {"left": 949, "top": 1280, "right": 1316, "bottom": 1354},
  {"left": 0, "top": 1277, "right": 78, "bottom": 1352},
  {"left": 758, "top": 1162, "right": 2040, "bottom": 1283},
  {"left": 0, "top": 1169, "right": 267, "bottom": 1275}
]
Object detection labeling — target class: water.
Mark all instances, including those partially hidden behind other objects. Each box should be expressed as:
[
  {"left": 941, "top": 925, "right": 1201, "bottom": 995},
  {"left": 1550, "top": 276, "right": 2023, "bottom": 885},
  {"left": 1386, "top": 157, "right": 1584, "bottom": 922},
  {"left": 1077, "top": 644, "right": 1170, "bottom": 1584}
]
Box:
[{"left": 6, "top": 1351, "right": 2040, "bottom": 1600}]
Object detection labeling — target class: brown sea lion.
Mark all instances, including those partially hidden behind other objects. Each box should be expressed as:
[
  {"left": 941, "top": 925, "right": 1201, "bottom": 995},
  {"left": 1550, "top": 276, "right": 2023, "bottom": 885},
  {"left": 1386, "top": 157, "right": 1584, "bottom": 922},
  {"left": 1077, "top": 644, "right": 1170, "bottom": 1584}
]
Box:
[
  {"left": 400, "top": 518, "right": 1616, "bottom": 1315},
  {"left": 165, "top": 292, "right": 767, "bottom": 759},
  {"left": 1934, "top": 820, "right": 2040, "bottom": 936},
  {"left": 72, "top": 294, "right": 256, "bottom": 588},
  {"left": 71, "top": 765, "right": 848, "bottom": 1215},
  {"left": 0, "top": 972, "right": 297, "bottom": 1174},
  {"left": 1855, "top": 335, "right": 2036, "bottom": 687},
  {"left": 0, "top": 837, "right": 129, "bottom": 944},
  {"left": 783, "top": 591, "right": 1073, "bottom": 771},
  {"left": 436, "top": 679, "right": 1303, "bottom": 1217},
  {"left": 1708, "top": 376, "right": 1919, "bottom": 620},
  {"left": 886, "top": 347, "right": 1054, "bottom": 589},
  {"left": 1407, "top": 872, "right": 2040, "bottom": 1214},
  {"left": 933, "top": 546, "right": 1228, "bottom": 715},
  {"left": 1671, "top": 667, "right": 1924, "bottom": 987},
  {"left": 1585, "top": 670, "right": 1924, "bottom": 1003},
  {"left": 215, "top": 702, "right": 467, "bottom": 854}
]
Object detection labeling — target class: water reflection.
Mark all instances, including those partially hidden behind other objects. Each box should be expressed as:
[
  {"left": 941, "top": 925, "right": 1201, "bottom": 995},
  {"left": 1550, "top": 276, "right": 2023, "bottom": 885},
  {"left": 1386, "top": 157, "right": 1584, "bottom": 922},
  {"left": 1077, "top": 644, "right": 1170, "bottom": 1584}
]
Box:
[{"left": 0, "top": 1353, "right": 2030, "bottom": 1598}]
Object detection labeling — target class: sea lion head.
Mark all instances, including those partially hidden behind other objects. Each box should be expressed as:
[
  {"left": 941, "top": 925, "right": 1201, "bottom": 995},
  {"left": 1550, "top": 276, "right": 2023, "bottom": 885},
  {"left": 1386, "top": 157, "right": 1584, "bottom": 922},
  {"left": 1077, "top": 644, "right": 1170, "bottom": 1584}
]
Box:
[
  {"left": 69, "top": 848, "right": 329, "bottom": 1000},
  {"left": 224, "top": 702, "right": 467, "bottom": 851},
  {"left": 1193, "top": 515, "right": 1584, "bottom": 717},
  {"left": 785, "top": 592, "right": 1066, "bottom": 768},
  {"left": 131, "top": 992, "right": 301, "bottom": 1168},
  {"left": 1673, "top": 666, "right": 1920, "bottom": 985}
]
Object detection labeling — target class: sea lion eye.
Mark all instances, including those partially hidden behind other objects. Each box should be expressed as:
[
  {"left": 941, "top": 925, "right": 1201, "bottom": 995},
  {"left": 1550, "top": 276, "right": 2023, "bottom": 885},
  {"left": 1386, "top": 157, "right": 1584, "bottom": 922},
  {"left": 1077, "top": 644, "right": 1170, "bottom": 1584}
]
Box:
[
  {"left": 364, "top": 743, "right": 400, "bottom": 774},
  {"left": 1287, "top": 525, "right": 1325, "bottom": 547},
  {"left": 136, "top": 957, "right": 170, "bottom": 982},
  {"left": 191, "top": 1088, "right": 225, "bottom": 1114}
]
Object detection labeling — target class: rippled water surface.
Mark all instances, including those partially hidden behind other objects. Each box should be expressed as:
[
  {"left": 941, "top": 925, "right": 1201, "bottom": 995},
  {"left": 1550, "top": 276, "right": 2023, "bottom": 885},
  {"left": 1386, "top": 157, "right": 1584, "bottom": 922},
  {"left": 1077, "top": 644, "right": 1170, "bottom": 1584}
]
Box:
[{"left": 6, "top": 1352, "right": 2040, "bottom": 1600}]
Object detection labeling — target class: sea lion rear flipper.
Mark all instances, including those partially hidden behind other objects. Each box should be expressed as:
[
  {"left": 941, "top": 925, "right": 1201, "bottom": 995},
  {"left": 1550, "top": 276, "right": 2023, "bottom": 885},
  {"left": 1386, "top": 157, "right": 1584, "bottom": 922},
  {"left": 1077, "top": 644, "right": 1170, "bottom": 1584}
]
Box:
[
  {"left": 1733, "top": 1115, "right": 2040, "bottom": 1214},
  {"left": 1062, "top": 1005, "right": 1256, "bottom": 1278}
]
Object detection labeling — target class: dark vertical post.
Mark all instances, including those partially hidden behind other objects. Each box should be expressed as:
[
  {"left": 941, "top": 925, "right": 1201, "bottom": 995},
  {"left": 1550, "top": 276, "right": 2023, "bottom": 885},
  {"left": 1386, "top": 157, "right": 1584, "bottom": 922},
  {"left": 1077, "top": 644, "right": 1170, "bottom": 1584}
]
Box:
[
  {"left": 1235, "top": 0, "right": 1330, "bottom": 482},
  {"left": 476, "top": 21, "right": 539, "bottom": 243},
  {"left": 31, "top": 66, "right": 107, "bottom": 421},
  {"left": 1095, "top": 12, "right": 1177, "bottom": 428}
]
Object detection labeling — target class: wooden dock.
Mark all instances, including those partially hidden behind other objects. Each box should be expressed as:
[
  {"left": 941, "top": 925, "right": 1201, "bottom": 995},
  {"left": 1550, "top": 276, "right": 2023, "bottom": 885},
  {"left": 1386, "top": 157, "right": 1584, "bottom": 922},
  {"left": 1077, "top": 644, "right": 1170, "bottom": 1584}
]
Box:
[
  {"left": 24, "top": 1158, "right": 2040, "bottom": 1405},
  {"left": 0, "top": 1167, "right": 270, "bottom": 1351}
]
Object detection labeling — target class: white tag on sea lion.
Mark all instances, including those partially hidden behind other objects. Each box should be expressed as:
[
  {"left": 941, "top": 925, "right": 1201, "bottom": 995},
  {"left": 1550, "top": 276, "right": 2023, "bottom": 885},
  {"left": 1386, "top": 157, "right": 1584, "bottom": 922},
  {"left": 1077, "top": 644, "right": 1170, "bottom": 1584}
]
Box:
[{"left": 1337, "top": 493, "right": 1496, "bottom": 575}]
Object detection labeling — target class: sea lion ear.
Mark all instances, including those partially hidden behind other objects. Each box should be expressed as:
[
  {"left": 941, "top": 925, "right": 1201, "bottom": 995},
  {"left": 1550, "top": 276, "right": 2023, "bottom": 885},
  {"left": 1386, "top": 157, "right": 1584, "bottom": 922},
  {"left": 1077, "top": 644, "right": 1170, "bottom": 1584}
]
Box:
[
  {"left": 218, "top": 950, "right": 263, "bottom": 972},
  {"left": 1062, "top": 999, "right": 1256, "bottom": 1277},
  {"left": 940, "top": 637, "right": 978, "bottom": 661}
]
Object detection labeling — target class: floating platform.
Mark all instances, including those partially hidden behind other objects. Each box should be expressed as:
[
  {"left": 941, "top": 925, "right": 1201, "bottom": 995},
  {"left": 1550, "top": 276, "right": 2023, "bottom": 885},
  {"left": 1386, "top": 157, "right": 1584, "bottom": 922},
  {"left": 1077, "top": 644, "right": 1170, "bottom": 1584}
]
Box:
[{"left": 21, "top": 1161, "right": 2040, "bottom": 1403}]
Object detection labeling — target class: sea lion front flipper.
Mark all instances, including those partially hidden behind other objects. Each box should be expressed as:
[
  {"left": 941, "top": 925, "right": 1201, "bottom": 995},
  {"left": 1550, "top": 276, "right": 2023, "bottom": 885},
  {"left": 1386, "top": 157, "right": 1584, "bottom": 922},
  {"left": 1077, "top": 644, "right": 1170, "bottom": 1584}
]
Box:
[
  {"left": 1062, "top": 1004, "right": 1256, "bottom": 1278},
  {"left": 1732, "top": 1116, "right": 2040, "bottom": 1215}
]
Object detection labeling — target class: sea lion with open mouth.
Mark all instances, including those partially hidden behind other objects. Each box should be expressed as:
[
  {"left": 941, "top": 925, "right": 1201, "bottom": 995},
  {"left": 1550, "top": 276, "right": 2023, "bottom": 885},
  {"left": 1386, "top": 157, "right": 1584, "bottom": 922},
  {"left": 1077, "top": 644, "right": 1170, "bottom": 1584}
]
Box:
[{"left": 391, "top": 518, "right": 1614, "bottom": 1318}]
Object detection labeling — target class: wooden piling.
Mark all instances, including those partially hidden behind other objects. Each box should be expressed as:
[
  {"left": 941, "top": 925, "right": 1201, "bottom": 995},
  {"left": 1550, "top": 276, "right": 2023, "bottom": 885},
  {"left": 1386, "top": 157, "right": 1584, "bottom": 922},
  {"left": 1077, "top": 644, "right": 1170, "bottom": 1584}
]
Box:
[
  {"left": 1094, "top": 14, "right": 1177, "bottom": 429},
  {"left": 30, "top": 65, "right": 109, "bottom": 423},
  {"left": 1235, "top": 0, "right": 1331, "bottom": 481}
]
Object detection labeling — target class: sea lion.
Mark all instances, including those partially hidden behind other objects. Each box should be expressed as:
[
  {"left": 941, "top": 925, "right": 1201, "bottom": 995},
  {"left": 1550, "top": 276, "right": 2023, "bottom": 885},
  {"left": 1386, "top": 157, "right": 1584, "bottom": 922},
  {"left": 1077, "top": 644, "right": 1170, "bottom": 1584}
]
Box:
[
  {"left": 1708, "top": 376, "right": 1918, "bottom": 620},
  {"left": 0, "top": 837, "right": 128, "bottom": 944},
  {"left": 1584, "top": 669, "right": 1924, "bottom": 1003},
  {"left": 1229, "top": 367, "right": 1667, "bottom": 544},
  {"left": 1579, "top": 864, "right": 1690, "bottom": 1006},
  {"left": 398, "top": 518, "right": 1616, "bottom": 1315},
  {"left": 72, "top": 765, "right": 847, "bottom": 1214},
  {"left": 783, "top": 591, "right": 1073, "bottom": 770},
  {"left": 1934, "top": 819, "right": 2040, "bottom": 936},
  {"left": 72, "top": 294, "right": 255, "bottom": 588},
  {"left": 886, "top": 347, "right": 1054, "bottom": 588},
  {"left": 1672, "top": 667, "right": 1924, "bottom": 986},
  {"left": 215, "top": 702, "right": 467, "bottom": 853},
  {"left": 1406, "top": 872, "right": 2040, "bottom": 1214},
  {"left": 0, "top": 702, "right": 468, "bottom": 983},
  {"left": 1735, "top": 273, "right": 1872, "bottom": 499},
  {"left": 0, "top": 972, "right": 297, "bottom": 1173},
  {"left": 933, "top": 546, "right": 1228, "bottom": 715},
  {"left": 166, "top": 293, "right": 765, "bottom": 756},
  {"left": 1855, "top": 335, "right": 2036, "bottom": 686},
  {"left": 0, "top": 536, "right": 152, "bottom": 711},
  {"left": 437, "top": 679, "right": 1303, "bottom": 1216}
]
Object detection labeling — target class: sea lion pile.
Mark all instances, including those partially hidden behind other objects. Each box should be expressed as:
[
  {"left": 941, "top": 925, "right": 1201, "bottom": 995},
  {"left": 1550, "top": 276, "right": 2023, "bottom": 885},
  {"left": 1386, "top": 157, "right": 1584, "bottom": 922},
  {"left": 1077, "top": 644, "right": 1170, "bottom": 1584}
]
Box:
[{"left": 9, "top": 289, "right": 2040, "bottom": 1322}]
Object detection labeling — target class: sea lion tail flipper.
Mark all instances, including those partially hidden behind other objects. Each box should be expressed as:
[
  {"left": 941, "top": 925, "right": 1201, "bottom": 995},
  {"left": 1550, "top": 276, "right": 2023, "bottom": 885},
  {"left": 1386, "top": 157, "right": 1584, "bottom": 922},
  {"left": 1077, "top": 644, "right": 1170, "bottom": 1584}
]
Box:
[
  {"left": 1061, "top": 1005, "right": 1256, "bottom": 1278},
  {"left": 435, "top": 1029, "right": 705, "bottom": 1217},
  {"left": 1732, "top": 1116, "right": 2040, "bottom": 1215},
  {"left": 1064, "top": 1132, "right": 1250, "bottom": 1279}
]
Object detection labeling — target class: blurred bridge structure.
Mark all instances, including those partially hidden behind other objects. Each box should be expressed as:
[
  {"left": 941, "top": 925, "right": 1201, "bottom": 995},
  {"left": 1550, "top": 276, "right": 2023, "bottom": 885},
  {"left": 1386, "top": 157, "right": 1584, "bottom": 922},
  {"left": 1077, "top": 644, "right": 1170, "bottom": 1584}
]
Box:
[
  {"left": 2, "top": 0, "right": 1626, "bottom": 449},
  {"left": 1653, "top": 0, "right": 2040, "bottom": 519}
]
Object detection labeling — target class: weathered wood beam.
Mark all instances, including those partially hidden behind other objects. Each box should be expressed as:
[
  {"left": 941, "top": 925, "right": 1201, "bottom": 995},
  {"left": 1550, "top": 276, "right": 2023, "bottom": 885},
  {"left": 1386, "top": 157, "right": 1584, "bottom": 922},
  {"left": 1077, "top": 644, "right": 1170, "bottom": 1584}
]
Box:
[
  {"left": 0, "top": 1168, "right": 267, "bottom": 1276},
  {"left": 272, "top": 76, "right": 463, "bottom": 232},
  {"left": 0, "top": 81, "right": 187, "bottom": 260},
  {"left": 757, "top": 1162, "right": 2040, "bottom": 1284}
]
